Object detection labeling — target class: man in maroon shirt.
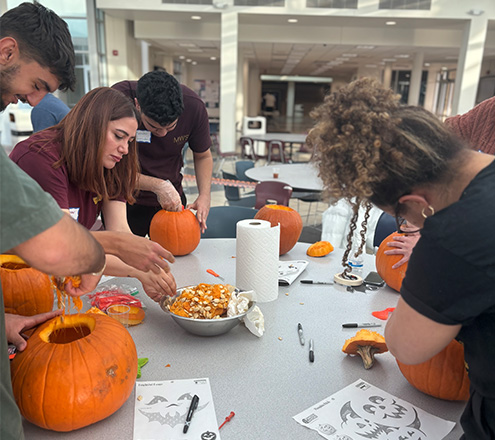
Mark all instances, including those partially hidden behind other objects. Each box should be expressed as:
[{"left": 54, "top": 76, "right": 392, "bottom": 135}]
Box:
[{"left": 113, "top": 71, "right": 213, "bottom": 235}]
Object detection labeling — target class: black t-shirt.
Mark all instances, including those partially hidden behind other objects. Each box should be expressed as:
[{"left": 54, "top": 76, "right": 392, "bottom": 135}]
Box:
[{"left": 401, "top": 159, "right": 495, "bottom": 433}]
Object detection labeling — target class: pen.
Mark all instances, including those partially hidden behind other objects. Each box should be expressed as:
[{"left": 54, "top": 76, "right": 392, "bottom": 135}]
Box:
[
  {"left": 342, "top": 322, "right": 382, "bottom": 328},
  {"left": 300, "top": 279, "right": 333, "bottom": 285},
  {"left": 297, "top": 323, "right": 305, "bottom": 346},
  {"left": 309, "top": 339, "right": 314, "bottom": 362},
  {"left": 183, "top": 394, "right": 199, "bottom": 433}
]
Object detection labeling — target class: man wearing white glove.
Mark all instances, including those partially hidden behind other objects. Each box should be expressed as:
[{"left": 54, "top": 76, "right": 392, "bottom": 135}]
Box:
[{"left": 112, "top": 71, "right": 213, "bottom": 235}]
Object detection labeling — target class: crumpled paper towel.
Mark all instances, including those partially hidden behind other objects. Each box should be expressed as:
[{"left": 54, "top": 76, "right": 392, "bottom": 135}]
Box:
[{"left": 227, "top": 290, "right": 264, "bottom": 337}]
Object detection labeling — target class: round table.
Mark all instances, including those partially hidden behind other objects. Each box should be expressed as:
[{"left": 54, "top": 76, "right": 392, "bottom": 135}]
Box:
[{"left": 245, "top": 163, "right": 323, "bottom": 192}]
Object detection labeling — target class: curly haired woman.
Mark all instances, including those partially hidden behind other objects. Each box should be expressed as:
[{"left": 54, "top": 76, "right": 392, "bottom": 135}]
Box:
[
  {"left": 10, "top": 87, "right": 176, "bottom": 302},
  {"left": 308, "top": 77, "right": 495, "bottom": 439}
]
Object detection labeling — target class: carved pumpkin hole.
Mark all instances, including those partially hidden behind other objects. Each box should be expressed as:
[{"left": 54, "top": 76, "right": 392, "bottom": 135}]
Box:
[
  {"left": 49, "top": 325, "right": 91, "bottom": 344},
  {"left": 1, "top": 262, "right": 29, "bottom": 270}
]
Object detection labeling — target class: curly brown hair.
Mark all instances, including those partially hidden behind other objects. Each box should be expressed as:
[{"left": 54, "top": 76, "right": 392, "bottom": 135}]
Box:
[
  {"left": 308, "top": 77, "right": 466, "bottom": 208},
  {"left": 308, "top": 77, "right": 467, "bottom": 274}
]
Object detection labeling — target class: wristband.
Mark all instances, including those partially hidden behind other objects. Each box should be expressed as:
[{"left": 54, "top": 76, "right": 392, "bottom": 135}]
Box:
[{"left": 91, "top": 261, "right": 106, "bottom": 277}]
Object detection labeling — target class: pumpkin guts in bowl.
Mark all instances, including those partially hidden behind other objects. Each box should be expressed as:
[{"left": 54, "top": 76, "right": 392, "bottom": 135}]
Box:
[
  {"left": 168, "top": 283, "right": 235, "bottom": 319},
  {"left": 160, "top": 283, "right": 256, "bottom": 336}
]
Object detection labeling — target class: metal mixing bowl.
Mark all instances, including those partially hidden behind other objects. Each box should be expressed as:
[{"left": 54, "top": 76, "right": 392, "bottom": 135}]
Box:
[{"left": 160, "top": 287, "right": 256, "bottom": 336}]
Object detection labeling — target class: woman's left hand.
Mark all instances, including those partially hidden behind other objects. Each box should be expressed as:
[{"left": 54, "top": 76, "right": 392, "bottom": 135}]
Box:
[{"left": 137, "top": 268, "right": 177, "bottom": 302}]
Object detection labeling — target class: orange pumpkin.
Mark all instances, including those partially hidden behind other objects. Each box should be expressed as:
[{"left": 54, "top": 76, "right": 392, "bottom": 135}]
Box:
[
  {"left": 10, "top": 313, "right": 137, "bottom": 432},
  {"left": 307, "top": 241, "right": 334, "bottom": 257},
  {"left": 254, "top": 205, "right": 303, "bottom": 255},
  {"left": 397, "top": 339, "right": 470, "bottom": 401},
  {"left": 0, "top": 254, "right": 53, "bottom": 316},
  {"left": 149, "top": 209, "right": 201, "bottom": 256},
  {"left": 375, "top": 232, "right": 408, "bottom": 292}
]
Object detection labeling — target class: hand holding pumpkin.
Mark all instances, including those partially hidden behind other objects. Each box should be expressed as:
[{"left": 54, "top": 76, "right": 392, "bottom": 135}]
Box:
[
  {"left": 187, "top": 193, "right": 211, "bottom": 233},
  {"left": 384, "top": 232, "right": 420, "bottom": 269},
  {"left": 63, "top": 273, "right": 102, "bottom": 297},
  {"left": 5, "top": 310, "right": 62, "bottom": 351},
  {"left": 154, "top": 179, "right": 182, "bottom": 211}
]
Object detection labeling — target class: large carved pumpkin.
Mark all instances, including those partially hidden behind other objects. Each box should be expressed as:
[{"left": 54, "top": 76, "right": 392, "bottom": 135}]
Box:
[
  {"left": 397, "top": 339, "right": 470, "bottom": 401},
  {"left": 10, "top": 313, "right": 137, "bottom": 431},
  {"left": 254, "top": 205, "right": 303, "bottom": 255},
  {"left": 375, "top": 232, "right": 408, "bottom": 292},
  {"left": 150, "top": 209, "right": 201, "bottom": 256},
  {"left": 0, "top": 254, "right": 53, "bottom": 316}
]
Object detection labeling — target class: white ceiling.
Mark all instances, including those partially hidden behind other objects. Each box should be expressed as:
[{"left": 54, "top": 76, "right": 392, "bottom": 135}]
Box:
[{"left": 101, "top": 7, "right": 495, "bottom": 80}]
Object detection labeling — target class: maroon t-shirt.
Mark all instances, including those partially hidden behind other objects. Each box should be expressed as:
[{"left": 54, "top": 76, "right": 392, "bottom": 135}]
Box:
[
  {"left": 112, "top": 81, "right": 211, "bottom": 206},
  {"left": 9, "top": 131, "right": 102, "bottom": 229}
]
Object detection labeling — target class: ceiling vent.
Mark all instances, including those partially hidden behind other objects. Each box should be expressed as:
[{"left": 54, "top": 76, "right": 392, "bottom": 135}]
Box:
[
  {"left": 379, "top": 0, "right": 431, "bottom": 10},
  {"left": 307, "top": 0, "right": 358, "bottom": 8}
]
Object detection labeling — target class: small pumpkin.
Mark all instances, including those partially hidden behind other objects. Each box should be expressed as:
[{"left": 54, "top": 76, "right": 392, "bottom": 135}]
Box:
[
  {"left": 0, "top": 254, "right": 53, "bottom": 316},
  {"left": 254, "top": 205, "right": 303, "bottom": 255},
  {"left": 10, "top": 313, "right": 138, "bottom": 432},
  {"left": 375, "top": 232, "right": 408, "bottom": 292},
  {"left": 342, "top": 329, "right": 388, "bottom": 369},
  {"left": 396, "top": 339, "right": 470, "bottom": 401},
  {"left": 150, "top": 208, "right": 201, "bottom": 256},
  {"left": 307, "top": 240, "right": 334, "bottom": 257}
]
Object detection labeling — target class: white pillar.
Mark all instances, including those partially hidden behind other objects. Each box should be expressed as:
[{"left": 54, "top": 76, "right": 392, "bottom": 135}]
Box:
[
  {"left": 141, "top": 40, "right": 150, "bottom": 76},
  {"left": 287, "top": 81, "right": 295, "bottom": 118},
  {"left": 452, "top": 16, "right": 488, "bottom": 115},
  {"left": 219, "top": 11, "right": 238, "bottom": 154},
  {"left": 86, "top": 0, "right": 100, "bottom": 88},
  {"left": 408, "top": 51, "right": 424, "bottom": 106},
  {"left": 383, "top": 64, "right": 393, "bottom": 89}
]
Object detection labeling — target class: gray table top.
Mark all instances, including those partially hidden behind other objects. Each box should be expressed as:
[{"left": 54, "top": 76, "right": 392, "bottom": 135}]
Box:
[
  {"left": 245, "top": 163, "right": 323, "bottom": 192},
  {"left": 22, "top": 240, "right": 464, "bottom": 439}
]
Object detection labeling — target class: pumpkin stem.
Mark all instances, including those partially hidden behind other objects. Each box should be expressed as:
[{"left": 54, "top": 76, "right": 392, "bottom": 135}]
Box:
[{"left": 356, "top": 345, "right": 381, "bottom": 369}]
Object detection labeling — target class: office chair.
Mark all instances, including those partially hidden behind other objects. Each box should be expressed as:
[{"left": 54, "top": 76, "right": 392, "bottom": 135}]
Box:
[
  {"left": 202, "top": 206, "right": 258, "bottom": 238},
  {"left": 254, "top": 180, "right": 293, "bottom": 209}
]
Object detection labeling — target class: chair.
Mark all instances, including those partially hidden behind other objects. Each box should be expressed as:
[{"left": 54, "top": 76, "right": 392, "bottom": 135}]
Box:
[
  {"left": 235, "top": 160, "right": 256, "bottom": 182},
  {"left": 239, "top": 137, "right": 256, "bottom": 161},
  {"left": 266, "top": 140, "right": 287, "bottom": 164},
  {"left": 211, "top": 133, "right": 237, "bottom": 176},
  {"left": 221, "top": 171, "right": 256, "bottom": 207},
  {"left": 254, "top": 180, "right": 293, "bottom": 209},
  {"left": 202, "top": 206, "right": 258, "bottom": 238},
  {"left": 373, "top": 212, "right": 397, "bottom": 248},
  {"left": 293, "top": 190, "right": 323, "bottom": 225}
]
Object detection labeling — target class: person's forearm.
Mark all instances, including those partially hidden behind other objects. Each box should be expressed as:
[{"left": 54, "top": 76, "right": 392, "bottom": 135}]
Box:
[
  {"left": 136, "top": 173, "right": 167, "bottom": 192},
  {"left": 103, "top": 254, "right": 140, "bottom": 278},
  {"left": 91, "top": 230, "right": 125, "bottom": 258},
  {"left": 193, "top": 153, "right": 213, "bottom": 197},
  {"left": 12, "top": 213, "right": 105, "bottom": 276}
]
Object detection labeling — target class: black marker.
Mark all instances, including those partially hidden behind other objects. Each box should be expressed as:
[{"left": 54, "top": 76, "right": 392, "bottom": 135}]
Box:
[
  {"left": 301, "top": 279, "right": 333, "bottom": 285},
  {"left": 342, "top": 323, "right": 381, "bottom": 328},
  {"left": 309, "top": 339, "right": 314, "bottom": 363},
  {"left": 183, "top": 394, "right": 199, "bottom": 433}
]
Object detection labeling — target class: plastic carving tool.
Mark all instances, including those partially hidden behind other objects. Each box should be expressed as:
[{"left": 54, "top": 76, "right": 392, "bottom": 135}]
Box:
[
  {"left": 206, "top": 269, "right": 225, "bottom": 281},
  {"left": 219, "top": 411, "right": 235, "bottom": 429},
  {"left": 371, "top": 307, "right": 396, "bottom": 320}
]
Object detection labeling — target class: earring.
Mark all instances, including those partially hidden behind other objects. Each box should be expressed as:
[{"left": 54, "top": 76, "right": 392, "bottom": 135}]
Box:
[{"left": 421, "top": 205, "right": 435, "bottom": 218}]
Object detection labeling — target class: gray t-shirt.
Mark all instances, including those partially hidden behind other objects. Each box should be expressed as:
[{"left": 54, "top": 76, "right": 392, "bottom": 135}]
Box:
[{"left": 0, "top": 148, "right": 63, "bottom": 439}]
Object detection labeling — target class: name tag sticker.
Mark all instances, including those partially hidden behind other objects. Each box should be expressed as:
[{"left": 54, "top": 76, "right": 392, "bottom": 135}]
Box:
[
  {"left": 69, "top": 208, "right": 80, "bottom": 221},
  {"left": 136, "top": 130, "right": 152, "bottom": 143}
]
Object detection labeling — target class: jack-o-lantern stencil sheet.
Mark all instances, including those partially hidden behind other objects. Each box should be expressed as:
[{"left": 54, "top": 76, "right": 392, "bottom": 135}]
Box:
[
  {"left": 293, "top": 379, "right": 455, "bottom": 439},
  {"left": 134, "top": 378, "right": 220, "bottom": 440}
]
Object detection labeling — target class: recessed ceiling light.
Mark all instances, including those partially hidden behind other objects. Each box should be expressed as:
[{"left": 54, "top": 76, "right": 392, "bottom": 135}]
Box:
[
  {"left": 179, "top": 43, "right": 196, "bottom": 47},
  {"left": 441, "top": 66, "right": 448, "bottom": 70},
  {"left": 288, "top": 18, "right": 298, "bottom": 23},
  {"left": 395, "top": 54, "right": 410, "bottom": 58},
  {"left": 342, "top": 53, "right": 358, "bottom": 57},
  {"left": 191, "top": 15, "right": 202, "bottom": 20},
  {"left": 356, "top": 45, "right": 375, "bottom": 50},
  {"left": 424, "top": 63, "right": 431, "bottom": 67},
  {"left": 386, "top": 21, "right": 396, "bottom": 26},
  {"left": 186, "top": 58, "right": 192, "bottom": 63},
  {"left": 210, "top": 56, "right": 217, "bottom": 60},
  {"left": 382, "top": 58, "right": 397, "bottom": 62},
  {"left": 179, "top": 55, "right": 185, "bottom": 60},
  {"left": 192, "top": 61, "right": 197, "bottom": 65}
]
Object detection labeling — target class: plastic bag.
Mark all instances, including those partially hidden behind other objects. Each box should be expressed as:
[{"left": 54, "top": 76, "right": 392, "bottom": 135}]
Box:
[{"left": 88, "top": 284, "right": 144, "bottom": 312}]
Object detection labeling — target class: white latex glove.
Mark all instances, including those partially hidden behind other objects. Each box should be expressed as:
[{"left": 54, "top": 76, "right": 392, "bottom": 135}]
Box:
[{"left": 154, "top": 180, "right": 182, "bottom": 211}]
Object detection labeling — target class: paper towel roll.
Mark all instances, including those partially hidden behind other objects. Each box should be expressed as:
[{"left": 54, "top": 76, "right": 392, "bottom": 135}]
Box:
[{"left": 236, "top": 219, "right": 280, "bottom": 303}]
